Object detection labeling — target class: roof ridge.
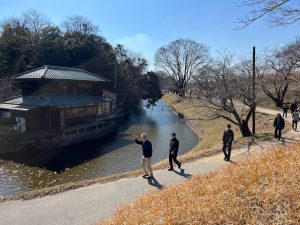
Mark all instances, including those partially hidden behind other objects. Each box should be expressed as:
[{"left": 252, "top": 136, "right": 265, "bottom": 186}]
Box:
[
  {"left": 46, "top": 65, "right": 86, "bottom": 72},
  {"left": 84, "top": 70, "right": 110, "bottom": 82},
  {"left": 13, "top": 65, "right": 108, "bottom": 82},
  {"left": 41, "top": 65, "right": 48, "bottom": 78},
  {"left": 13, "top": 66, "right": 45, "bottom": 78}
]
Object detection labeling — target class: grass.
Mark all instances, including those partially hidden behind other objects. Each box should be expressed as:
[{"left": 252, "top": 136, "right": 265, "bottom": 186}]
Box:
[
  {"left": 162, "top": 93, "right": 277, "bottom": 155},
  {"left": 100, "top": 143, "right": 300, "bottom": 225}
]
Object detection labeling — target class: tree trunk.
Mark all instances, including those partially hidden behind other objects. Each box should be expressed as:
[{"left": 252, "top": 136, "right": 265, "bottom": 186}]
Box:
[
  {"left": 272, "top": 98, "right": 283, "bottom": 108},
  {"left": 238, "top": 120, "right": 252, "bottom": 137}
]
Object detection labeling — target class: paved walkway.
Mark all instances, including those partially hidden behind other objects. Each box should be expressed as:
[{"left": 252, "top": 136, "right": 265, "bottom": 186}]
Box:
[{"left": 0, "top": 108, "right": 299, "bottom": 225}]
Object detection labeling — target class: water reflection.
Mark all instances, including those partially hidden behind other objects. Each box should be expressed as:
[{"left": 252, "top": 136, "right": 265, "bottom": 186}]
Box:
[{"left": 0, "top": 100, "right": 198, "bottom": 197}]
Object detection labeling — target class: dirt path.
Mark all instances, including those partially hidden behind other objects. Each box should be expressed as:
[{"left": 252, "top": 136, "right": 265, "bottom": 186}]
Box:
[{"left": 0, "top": 107, "right": 299, "bottom": 225}]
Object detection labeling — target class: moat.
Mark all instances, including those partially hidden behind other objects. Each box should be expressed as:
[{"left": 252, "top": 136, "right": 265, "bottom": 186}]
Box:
[{"left": 0, "top": 100, "right": 199, "bottom": 197}]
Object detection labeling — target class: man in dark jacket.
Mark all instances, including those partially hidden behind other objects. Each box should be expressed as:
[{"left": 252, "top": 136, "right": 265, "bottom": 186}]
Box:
[
  {"left": 134, "top": 133, "right": 153, "bottom": 178},
  {"left": 274, "top": 113, "right": 285, "bottom": 140},
  {"left": 168, "top": 132, "right": 181, "bottom": 171},
  {"left": 222, "top": 124, "right": 234, "bottom": 161},
  {"left": 290, "top": 101, "right": 298, "bottom": 115}
]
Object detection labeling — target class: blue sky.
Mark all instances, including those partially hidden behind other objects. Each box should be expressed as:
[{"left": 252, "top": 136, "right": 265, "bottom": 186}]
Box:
[{"left": 1, "top": 0, "right": 299, "bottom": 70}]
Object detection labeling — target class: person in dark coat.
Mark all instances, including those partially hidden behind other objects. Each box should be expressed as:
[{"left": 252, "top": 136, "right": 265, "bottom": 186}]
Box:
[
  {"left": 292, "top": 110, "right": 299, "bottom": 131},
  {"left": 282, "top": 103, "right": 288, "bottom": 118},
  {"left": 134, "top": 133, "right": 154, "bottom": 178},
  {"left": 222, "top": 124, "right": 234, "bottom": 161},
  {"left": 273, "top": 113, "right": 285, "bottom": 140},
  {"left": 168, "top": 132, "right": 181, "bottom": 171},
  {"left": 290, "top": 101, "right": 298, "bottom": 115}
]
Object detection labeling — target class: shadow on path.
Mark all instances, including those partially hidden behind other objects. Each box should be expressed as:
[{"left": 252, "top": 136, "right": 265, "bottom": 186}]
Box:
[
  {"left": 173, "top": 169, "right": 192, "bottom": 179},
  {"left": 147, "top": 177, "right": 163, "bottom": 190},
  {"left": 227, "top": 160, "right": 237, "bottom": 164}
]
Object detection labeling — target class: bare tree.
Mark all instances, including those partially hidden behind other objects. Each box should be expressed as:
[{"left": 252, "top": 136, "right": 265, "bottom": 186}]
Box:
[
  {"left": 258, "top": 40, "right": 300, "bottom": 107},
  {"left": 195, "top": 53, "right": 255, "bottom": 137},
  {"left": 62, "top": 15, "right": 98, "bottom": 36},
  {"left": 23, "top": 9, "right": 51, "bottom": 34},
  {"left": 237, "top": 0, "right": 300, "bottom": 29},
  {"left": 155, "top": 39, "right": 210, "bottom": 95},
  {"left": 24, "top": 10, "right": 51, "bottom": 64}
]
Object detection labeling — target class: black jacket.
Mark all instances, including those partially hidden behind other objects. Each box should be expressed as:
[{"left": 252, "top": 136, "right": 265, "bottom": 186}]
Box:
[
  {"left": 274, "top": 116, "right": 285, "bottom": 129},
  {"left": 169, "top": 138, "right": 179, "bottom": 153},
  {"left": 290, "top": 102, "right": 297, "bottom": 112},
  {"left": 222, "top": 129, "right": 234, "bottom": 145},
  {"left": 135, "top": 139, "right": 153, "bottom": 158}
]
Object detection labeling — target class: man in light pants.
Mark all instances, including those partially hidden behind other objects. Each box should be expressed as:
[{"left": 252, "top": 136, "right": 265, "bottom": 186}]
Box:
[{"left": 134, "top": 133, "right": 154, "bottom": 179}]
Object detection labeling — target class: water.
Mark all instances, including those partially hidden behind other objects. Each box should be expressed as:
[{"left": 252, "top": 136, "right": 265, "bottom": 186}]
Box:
[{"left": 0, "top": 100, "right": 199, "bottom": 197}]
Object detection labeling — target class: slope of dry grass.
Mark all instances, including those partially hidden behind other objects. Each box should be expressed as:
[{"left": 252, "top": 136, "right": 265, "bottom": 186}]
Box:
[
  {"left": 100, "top": 143, "right": 300, "bottom": 225},
  {"left": 163, "top": 94, "right": 276, "bottom": 154}
]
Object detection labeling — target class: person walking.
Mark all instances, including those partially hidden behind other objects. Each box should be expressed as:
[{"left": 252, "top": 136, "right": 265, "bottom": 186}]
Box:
[
  {"left": 290, "top": 101, "right": 298, "bottom": 115},
  {"left": 292, "top": 110, "right": 299, "bottom": 131},
  {"left": 282, "top": 103, "right": 288, "bottom": 118},
  {"left": 222, "top": 124, "right": 234, "bottom": 161},
  {"left": 274, "top": 113, "right": 285, "bottom": 140},
  {"left": 134, "top": 133, "right": 154, "bottom": 179},
  {"left": 168, "top": 132, "right": 181, "bottom": 171}
]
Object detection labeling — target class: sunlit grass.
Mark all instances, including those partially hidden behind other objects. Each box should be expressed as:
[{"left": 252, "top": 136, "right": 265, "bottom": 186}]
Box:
[
  {"left": 100, "top": 143, "right": 300, "bottom": 225},
  {"left": 162, "top": 94, "right": 275, "bottom": 154}
]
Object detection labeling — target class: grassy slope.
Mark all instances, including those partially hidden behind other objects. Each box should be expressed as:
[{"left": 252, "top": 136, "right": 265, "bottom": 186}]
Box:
[
  {"left": 100, "top": 143, "right": 300, "bottom": 225},
  {"left": 163, "top": 94, "right": 276, "bottom": 155}
]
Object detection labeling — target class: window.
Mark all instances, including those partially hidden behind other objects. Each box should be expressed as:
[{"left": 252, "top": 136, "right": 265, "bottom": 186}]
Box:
[
  {"left": 100, "top": 102, "right": 111, "bottom": 114},
  {"left": 60, "top": 110, "right": 65, "bottom": 128},
  {"left": 77, "top": 83, "right": 92, "bottom": 94},
  {"left": 65, "top": 106, "right": 97, "bottom": 119}
]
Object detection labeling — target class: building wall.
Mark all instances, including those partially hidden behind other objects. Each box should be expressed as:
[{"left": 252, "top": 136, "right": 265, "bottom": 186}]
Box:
[{"left": 21, "top": 80, "right": 104, "bottom": 96}]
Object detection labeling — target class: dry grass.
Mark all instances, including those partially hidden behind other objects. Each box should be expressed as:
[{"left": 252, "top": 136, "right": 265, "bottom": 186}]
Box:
[
  {"left": 100, "top": 143, "right": 300, "bottom": 225},
  {"left": 163, "top": 94, "right": 276, "bottom": 155}
]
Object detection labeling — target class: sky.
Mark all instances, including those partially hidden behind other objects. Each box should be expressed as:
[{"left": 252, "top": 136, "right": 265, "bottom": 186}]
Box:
[{"left": 1, "top": 0, "right": 299, "bottom": 70}]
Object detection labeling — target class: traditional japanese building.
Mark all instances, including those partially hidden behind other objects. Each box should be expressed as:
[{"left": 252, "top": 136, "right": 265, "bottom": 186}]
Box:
[{"left": 0, "top": 66, "right": 119, "bottom": 153}]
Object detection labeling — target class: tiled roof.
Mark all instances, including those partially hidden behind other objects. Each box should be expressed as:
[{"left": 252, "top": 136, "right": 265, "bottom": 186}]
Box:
[
  {"left": 2, "top": 94, "right": 112, "bottom": 107},
  {"left": 14, "top": 66, "right": 109, "bottom": 82}
]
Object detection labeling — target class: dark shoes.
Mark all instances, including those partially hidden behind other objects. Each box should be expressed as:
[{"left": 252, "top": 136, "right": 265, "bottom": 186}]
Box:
[
  {"left": 148, "top": 175, "right": 154, "bottom": 179},
  {"left": 168, "top": 162, "right": 181, "bottom": 171},
  {"left": 142, "top": 174, "right": 149, "bottom": 178}
]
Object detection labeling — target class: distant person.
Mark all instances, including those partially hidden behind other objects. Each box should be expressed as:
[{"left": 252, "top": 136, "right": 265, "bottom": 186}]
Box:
[
  {"left": 273, "top": 113, "right": 285, "bottom": 140},
  {"left": 168, "top": 132, "right": 181, "bottom": 171},
  {"left": 189, "top": 89, "right": 193, "bottom": 98},
  {"left": 282, "top": 103, "right": 288, "bottom": 118},
  {"left": 222, "top": 124, "right": 234, "bottom": 161},
  {"left": 290, "top": 101, "right": 298, "bottom": 115},
  {"left": 292, "top": 110, "right": 299, "bottom": 131},
  {"left": 134, "top": 133, "right": 154, "bottom": 179}
]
